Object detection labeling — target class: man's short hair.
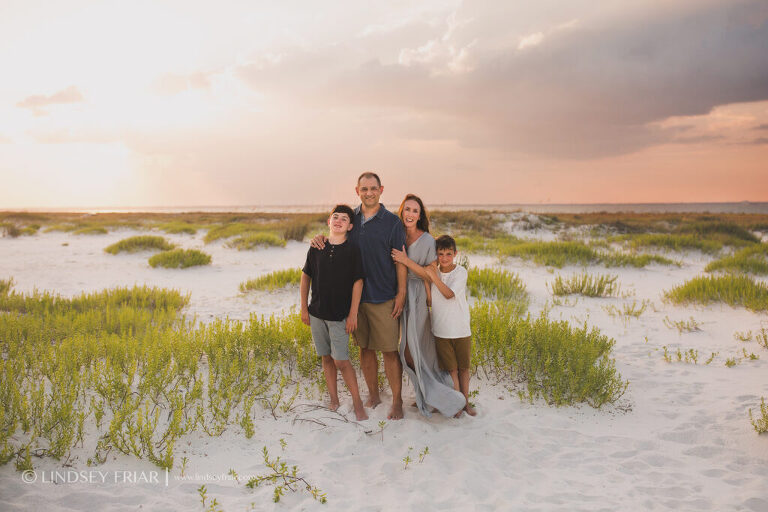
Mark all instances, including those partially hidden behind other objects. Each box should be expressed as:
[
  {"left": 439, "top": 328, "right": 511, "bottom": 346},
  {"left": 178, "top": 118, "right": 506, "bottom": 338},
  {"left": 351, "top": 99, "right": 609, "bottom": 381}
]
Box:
[
  {"left": 331, "top": 204, "right": 355, "bottom": 221},
  {"left": 357, "top": 172, "right": 381, "bottom": 187},
  {"left": 435, "top": 234, "right": 456, "bottom": 252}
]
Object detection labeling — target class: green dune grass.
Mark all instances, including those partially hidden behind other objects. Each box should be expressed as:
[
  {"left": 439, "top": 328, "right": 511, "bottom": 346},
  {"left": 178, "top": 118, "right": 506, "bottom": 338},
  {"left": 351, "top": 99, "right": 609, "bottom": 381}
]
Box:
[
  {"left": 105, "top": 235, "right": 175, "bottom": 254},
  {"left": 240, "top": 268, "right": 302, "bottom": 292},
  {"left": 226, "top": 232, "right": 286, "bottom": 250},
  {"left": 705, "top": 244, "right": 768, "bottom": 275},
  {"left": 471, "top": 300, "right": 627, "bottom": 407},
  {"left": 549, "top": 272, "right": 620, "bottom": 297},
  {"left": 148, "top": 249, "right": 211, "bottom": 269},
  {"left": 467, "top": 267, "right": 528, "bottom": 308},
  {"left": 73, "top": 226, "right": 108, "bottom": 235},
  {"left": 665, "top": 274, "right": 768, "bottom": 312}
]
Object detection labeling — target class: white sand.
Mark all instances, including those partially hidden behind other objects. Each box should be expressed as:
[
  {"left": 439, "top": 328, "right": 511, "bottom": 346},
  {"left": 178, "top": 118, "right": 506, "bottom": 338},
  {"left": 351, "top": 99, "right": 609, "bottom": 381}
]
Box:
[{"left": 1, "top": 227, "right": 767, "bottom": 511}]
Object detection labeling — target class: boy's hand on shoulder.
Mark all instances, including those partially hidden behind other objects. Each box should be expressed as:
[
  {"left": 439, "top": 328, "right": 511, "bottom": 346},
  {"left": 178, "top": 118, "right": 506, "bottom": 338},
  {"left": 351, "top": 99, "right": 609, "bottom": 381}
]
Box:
[
  {"left": 310, "top": 234, "right": 327, "bottom": 250},
  {"left": 300, "top": 307, "right": 310, "bottom": 326},
  {"left": 345, "top": 314, "right": 357, "bottom": 334}
]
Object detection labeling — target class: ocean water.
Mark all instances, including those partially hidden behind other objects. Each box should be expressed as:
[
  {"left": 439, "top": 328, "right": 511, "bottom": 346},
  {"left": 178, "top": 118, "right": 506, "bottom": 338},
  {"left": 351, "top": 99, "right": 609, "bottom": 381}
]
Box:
[{"left": 17, "top": 202, "right": 768, "bottom": 214}]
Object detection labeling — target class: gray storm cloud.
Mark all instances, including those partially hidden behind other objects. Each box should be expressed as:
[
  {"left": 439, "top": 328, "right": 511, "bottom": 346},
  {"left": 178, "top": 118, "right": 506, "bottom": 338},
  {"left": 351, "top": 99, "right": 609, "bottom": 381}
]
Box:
[{"left": 238, "top": 0, "right": 768, "bottom": 159}]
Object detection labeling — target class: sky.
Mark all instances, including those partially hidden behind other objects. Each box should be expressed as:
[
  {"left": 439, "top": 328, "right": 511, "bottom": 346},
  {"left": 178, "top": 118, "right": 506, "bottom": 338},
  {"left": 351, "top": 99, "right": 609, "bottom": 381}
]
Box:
[{"left": 1, "top": 0, "right": 767, "bottom": 209}]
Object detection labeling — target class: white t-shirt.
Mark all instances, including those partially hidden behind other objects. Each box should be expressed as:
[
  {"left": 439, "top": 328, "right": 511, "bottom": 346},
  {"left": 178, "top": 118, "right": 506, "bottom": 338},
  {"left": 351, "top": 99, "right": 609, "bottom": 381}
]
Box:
[{"left": 430, "top": 265, "right": 471, "bottom": 338}]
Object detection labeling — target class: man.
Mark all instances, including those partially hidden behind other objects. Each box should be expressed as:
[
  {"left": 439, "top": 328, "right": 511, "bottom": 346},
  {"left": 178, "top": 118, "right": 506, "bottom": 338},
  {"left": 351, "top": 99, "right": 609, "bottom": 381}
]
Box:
[{"left": 312, "top": 172, "right": 407, "bottom": 420}]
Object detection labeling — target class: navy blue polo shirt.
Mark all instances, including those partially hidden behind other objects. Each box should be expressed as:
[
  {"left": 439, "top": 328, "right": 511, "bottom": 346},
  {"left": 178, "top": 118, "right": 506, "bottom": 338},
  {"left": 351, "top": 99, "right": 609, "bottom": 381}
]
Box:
[{"left": 348, "top": 204, "right": 406, "bottom": 304}]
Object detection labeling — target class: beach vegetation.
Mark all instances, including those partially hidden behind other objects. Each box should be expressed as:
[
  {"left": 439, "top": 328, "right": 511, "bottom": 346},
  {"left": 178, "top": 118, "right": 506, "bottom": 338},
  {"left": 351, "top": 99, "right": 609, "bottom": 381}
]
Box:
[
  {"left": 457, "top": 235, "right": 676, "bottom": 268},
  {"left": 470, "top": 300, "right": 627, "bottom": 407},
  {"left": 245, "top": 446, "right": 327, "bottom": 503},
  {"left": 0, "top": 277, "right": 13, "bottom": 295},
  {"left": 705, "top": 244, "right": 768, "bottom": 275},
  {"left": 148, "top": 248, "right": 211, "bottom": 268},
  {"left": 664, "top": 274, "right": 768, "bottom": 312},
  {"left": 1, "top": 223, "right": 22, "bottom": 237},
  {"left": 154, "top": 221, "right": 199, "bottom": 235},
  {"left": 663, "top": 316, "right": 702, "bottom": 334},
  {"left": 662, "top": 346, "right": 700, "bottom": 364},
  {"left": 282, "top": 221, "right": 311, "bottom": 242},
  {"left": 240, "top": 269, "right": 302, "bottom": 292},
  {"left": 0, "top": 277, "right": 634, "bottom": 475},
  {"left": 104, "top": 235, "right": 175, "bottom": 254},
  {"left": 603, "top": 300, "right": 651, "bottom": 324},
  {"left": 749, "top": 398, "right": 768, "bottom": 434},
  {"left": 227, "top": 232, "right": 286, "bottom": 250},
  {"left": 611, "top": 233, "right": 723, "bottom": 254},
  {"left": 73, "top": 226, "right": 108, "bottom": 235},
  {"left": 430, "top": 210, "right": 504, "bottom": 238},
  {"left": 467, "top": 267, "right": 528, "bottom": 306},
  {"left": 548, "top": 272, "right": 619, "bottom": 297}
]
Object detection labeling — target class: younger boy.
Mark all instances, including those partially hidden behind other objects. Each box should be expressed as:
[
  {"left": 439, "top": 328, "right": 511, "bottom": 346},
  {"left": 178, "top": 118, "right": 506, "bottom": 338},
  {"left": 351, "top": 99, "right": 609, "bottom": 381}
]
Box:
[
  {"left": 425, "top": 235, "right": 476, "bottom": 416},
  {"left": 300, "top": 205, "right": 368, "bottom": 420}
]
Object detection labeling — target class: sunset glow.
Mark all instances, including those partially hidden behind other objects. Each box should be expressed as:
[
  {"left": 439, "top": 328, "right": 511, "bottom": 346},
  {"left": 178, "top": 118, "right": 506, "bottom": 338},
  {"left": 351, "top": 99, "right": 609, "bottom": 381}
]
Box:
[{"left": 1, "top": 0, "right": 767, "bottom": 208}]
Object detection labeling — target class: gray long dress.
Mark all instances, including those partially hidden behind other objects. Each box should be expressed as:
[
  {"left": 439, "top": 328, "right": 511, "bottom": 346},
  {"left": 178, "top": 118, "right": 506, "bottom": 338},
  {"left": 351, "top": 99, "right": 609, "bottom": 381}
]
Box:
[{"left": 399, "top": 232, "right": 466, "bottom": 418}]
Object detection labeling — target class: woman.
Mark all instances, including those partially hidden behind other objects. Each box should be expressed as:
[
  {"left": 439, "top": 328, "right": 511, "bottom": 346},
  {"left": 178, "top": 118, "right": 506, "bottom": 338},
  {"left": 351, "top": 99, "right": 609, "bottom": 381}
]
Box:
[{"left": 391, "top": 194, "right": 466, "bottom": 418}]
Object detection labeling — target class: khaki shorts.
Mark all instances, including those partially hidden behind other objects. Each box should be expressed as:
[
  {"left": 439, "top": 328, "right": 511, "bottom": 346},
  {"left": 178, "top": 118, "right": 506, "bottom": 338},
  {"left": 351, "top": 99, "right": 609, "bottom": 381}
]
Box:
[
  {"left": 434, "top": 336, "right": 472, "bottom": 371},
  {"left": 352, "top": 300, "right": 400, "bottom": 352}
]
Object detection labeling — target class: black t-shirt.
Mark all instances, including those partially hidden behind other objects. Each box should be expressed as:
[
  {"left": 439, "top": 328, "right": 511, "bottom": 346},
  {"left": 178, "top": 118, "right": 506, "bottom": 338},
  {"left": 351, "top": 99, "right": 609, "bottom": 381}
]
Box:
[{"left": 302, "top": 239, "right": 365, "bottom": 321}]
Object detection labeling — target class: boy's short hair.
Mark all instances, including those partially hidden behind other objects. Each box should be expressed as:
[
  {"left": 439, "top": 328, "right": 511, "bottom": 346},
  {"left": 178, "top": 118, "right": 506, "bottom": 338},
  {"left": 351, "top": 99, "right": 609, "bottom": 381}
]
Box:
[
  {"left": 357, "top": 172, "right": 381, "bottom": 187},
  {"left": 435, "top": 234, "right": 456, "bottom": 252},
  {"left": 331, "top": 204, "right": 355, "bottom": 222}
]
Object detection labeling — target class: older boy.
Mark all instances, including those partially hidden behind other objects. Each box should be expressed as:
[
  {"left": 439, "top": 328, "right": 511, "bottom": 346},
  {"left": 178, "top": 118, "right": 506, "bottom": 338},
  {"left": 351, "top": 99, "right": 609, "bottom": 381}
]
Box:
[
  {"left": 425, "top": 235, "right": 476, "bottom": 416},
  {"left": 301, "top": 205, "right": 368, "bottom": 420}
]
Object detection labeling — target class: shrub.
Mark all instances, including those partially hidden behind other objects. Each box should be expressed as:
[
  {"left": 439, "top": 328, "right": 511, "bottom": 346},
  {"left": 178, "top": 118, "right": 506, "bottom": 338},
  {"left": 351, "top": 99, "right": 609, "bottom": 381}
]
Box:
[
  {"left": 1, "top": 223, "right": 21, "bottom": 237},
  {"left": 156, "top": 221, "right": 198, "bottom": 235},
  {"left": 665, "top": 274, "right": 768, "bottom": 312},
  {"left": 614, "top": 233, "right": 723, "bottom": 254},
  {"left": 549, "top": 273, "right": 619, "bottom": 297},
  {"left": 149, "top": 249, "right": 211, "bottom": 269},
  {"left": 705, "top": 244, "right": 768, "bottom": 275},
  {"left": 73, "top": 226, "right": 108, "bottom": 235},
  {"left": 467, "top": 267, "right": 528, "bottom": 308},
  {"left": 105, "top": 236, "right": 175, "bottom": 254},
  {"left": 240, "top": 269, "right": 302, "bottom": 292},
  {"left": 282, "top": 222, "right": 310, "bottom": 242},
  {"left": 750, "top": 398, "right": 768, "bottom": 434},
  {"left": 227, "top": 232, "right": 286, "bottom": 250},
  {"left": 0, "top": 277, "right": 13, "bottom": 295},
  {"left": 471, "top": 301, "right": 627, "bottom": 407}
]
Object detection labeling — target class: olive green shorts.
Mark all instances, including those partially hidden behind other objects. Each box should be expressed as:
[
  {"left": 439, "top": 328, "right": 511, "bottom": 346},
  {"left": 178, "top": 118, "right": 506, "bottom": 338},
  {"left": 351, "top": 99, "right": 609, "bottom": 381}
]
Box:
[
  {"left": 434, "top": 336, "right": 472, "bottom": 371},
  {"left": 352, "top": 300, "right": 400, "bottom": 352}
]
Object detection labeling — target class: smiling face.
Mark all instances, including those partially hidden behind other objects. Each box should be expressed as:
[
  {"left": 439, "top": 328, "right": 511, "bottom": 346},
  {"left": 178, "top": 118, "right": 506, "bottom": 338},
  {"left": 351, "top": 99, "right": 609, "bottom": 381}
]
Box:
[
  {"left": 328, "top": 212, "right": 353, "bottom": 235},
  {"left": 400, "top": 199, "right": 421, "bottom": 230},
  {"left": 355, "top": 176, "right": 383, "bottom": 210},
  {"left": 437, "top": 248, "right": 456, "bottom": 270}
]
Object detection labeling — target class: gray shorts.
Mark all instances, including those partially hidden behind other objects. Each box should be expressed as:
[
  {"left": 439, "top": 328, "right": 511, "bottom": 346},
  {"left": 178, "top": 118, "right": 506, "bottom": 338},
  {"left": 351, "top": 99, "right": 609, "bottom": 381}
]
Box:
[{"left": 309, "top": 314, "right": 350, "bottom": 360}]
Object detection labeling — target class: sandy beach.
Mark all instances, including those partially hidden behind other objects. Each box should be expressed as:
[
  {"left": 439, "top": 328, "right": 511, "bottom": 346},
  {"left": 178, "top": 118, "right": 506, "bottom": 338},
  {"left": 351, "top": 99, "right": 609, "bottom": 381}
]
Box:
[{"left": 1, "top": 218, "right": 767, "bottom": 512}]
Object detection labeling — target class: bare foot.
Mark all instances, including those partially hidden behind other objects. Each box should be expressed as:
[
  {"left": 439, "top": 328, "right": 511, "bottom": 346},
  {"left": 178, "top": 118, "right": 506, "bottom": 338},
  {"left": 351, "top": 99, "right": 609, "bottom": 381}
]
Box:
[
  {"left": 464, "top": 404, "right": 477, "bottom": 416},
  {"left": 354, "top": 405, "right": 369, "bottom": 421},
  {"left": 365, "top": 396, "right": 382, "bottom": 408},
  {"left": 387, "top": 402, "right": 404, "bottom": 420},
  {"left": 329, "top": 401, "right": 340, "bottom": 411}
]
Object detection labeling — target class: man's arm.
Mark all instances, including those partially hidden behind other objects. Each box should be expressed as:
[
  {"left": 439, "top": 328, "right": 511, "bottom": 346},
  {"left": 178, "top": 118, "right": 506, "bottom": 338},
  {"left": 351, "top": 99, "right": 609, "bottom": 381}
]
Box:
[
  {"left": 300, "top": 272, "right": 311, "bottom": 326},
  {"left": 391, "top": 262, "right": 407, "bottom": 318},
  {"left": 346, "top": 279, "right": 363, "bottom": 334}
]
